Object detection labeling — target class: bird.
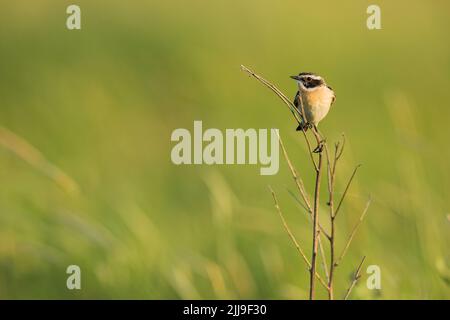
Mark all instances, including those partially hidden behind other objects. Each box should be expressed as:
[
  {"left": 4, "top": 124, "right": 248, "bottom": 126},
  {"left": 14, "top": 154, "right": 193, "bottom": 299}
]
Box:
[{"left": 290, "top": 72, "right": 336, "bottom": 131}]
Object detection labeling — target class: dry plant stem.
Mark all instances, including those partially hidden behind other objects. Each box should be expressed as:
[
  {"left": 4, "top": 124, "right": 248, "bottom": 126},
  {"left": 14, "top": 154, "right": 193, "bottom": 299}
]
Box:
[
  {"left": 301, "top": 130, "right": 318, "bottom": 171},
  {"left": 269, "top": 187, "right": 328, "bottom": 290},
  {"left": 324, "top": 144, "right": 335, "bottom": 299},
  {"left": 334, "top": 164, "right": 361, "bottom": 218},
  {"left": 323, "top": 136, "right": 345, "bottom": 300},
  {"left": 277, "top": 133, "right": 330, "bottom": 240},
  {"left": 240, "top": 65, "right": 304, "bottom": 125},
  {"left": 318, "top": 237, "right": 329, "bottom": 282},
  {"left": 277, "top": 133, "right": 330, "bottom": 282},
  {"left": 344, "top": 256, "right": 366, "bottom": 300},
  {"left": 277, "top": 132, "right": 311, "bottom": 211},
  {"left": 309, "top": 128, "right": 323, "bottom": 300},
  {"left": 335, "top": 198, "right": 371, "bottom": 267},
  {"left": 286, "top": 189, "right": 309, "bottom": 212}
]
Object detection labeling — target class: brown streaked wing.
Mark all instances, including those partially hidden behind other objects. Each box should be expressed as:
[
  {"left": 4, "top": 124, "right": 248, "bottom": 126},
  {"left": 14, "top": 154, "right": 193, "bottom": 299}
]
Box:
[{"left": 293, "top": 91, "right": 300, "bottom": 108}]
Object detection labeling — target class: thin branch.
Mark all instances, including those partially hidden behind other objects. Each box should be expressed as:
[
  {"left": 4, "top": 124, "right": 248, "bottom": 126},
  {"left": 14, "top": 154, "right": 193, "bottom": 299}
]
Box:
[
  {"left": 277, "top": 116, "right": 331, "bottom": 284},
  {"left": 286, "top": 188, "right": 309, "bottom": 213},
  {"left": 277, "top": 133, "right": 330, "bottom": 235},
  {"left": 277, "top": 132, "right": 312, "bottom": 211},
  {"left": 344, "top": 256, "right": 366, "bottom": 300},
  {"left": 334, "top": 164, "right": 361, "bottom": 218},
  {"left": 324, "top": 142, "right": 334, "bottom": 199},
  {"left": 336, "top": 134, "right": 346, "bottom": 160},
  {"left": 286, "top": 187, "right": 330, "bottom": 282},
  {"left": 335, "top": 197, "right": 372, "bottom": 267},
  {"left": 311, "top": 125, "right": 323, "bottom": 145},
  {"left": 269, "top": 187, "right": 309, "bottom": 267},
  {"left": 323, "top": 141, "right": 337, "bottom": 299},
  {"left": 301, "top": 130, "right": 318, "bottom": 171},
  {"left": 318, "top": 236, "right": 330, "bottom": 282},
  {"left": 323, "top": 133, "right": 348, "bottom": 299},
  {"left": 309, "top": 131, "right": 323, "bottom": 300},
  {"left": 269, "top": 186, "right": 328, "bottom": 290},
  {"left": 241, "top": 65, "right": 303, "bottom": 124}
]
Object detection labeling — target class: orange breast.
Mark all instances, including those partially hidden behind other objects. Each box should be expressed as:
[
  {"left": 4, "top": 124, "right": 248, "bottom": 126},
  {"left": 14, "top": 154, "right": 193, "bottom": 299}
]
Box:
[
  {"left": 298, "top": 85, "right": 335, "bottom": 124},
  {"left": 306, "top": 86, "right": 333, "bottom": 109}
]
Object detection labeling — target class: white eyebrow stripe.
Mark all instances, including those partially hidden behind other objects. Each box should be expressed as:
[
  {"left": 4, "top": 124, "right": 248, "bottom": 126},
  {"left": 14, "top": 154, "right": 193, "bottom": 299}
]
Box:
[
  {"left": 299, "top": 74, "right": 322, "bottom": 81},
  {"left": 297, "top": 81, "right": 322, "bottom": 91}
]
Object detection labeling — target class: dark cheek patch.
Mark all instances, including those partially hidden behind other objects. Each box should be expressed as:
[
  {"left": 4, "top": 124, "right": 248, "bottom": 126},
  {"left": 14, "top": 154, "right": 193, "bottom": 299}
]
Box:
[{"left": 305, "top": 79, "right": 322, "bottom": 88}]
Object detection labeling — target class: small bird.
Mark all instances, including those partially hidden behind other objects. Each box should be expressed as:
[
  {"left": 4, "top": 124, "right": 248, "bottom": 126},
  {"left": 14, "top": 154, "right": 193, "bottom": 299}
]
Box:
[{"left": 290, "top": 72, "right": 336, "bottom": 131}]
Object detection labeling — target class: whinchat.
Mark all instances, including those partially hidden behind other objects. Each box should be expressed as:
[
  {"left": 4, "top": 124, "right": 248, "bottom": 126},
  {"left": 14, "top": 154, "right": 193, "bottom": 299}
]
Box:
[{"left": 290, "top": 72, "right": 336, "bottom": 131}]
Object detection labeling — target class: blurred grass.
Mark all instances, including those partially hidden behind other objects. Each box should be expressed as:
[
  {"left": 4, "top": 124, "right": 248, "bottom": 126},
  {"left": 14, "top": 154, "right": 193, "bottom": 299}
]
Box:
[{"left": 0, "top": 0, "right": 449, "bottom": 299}]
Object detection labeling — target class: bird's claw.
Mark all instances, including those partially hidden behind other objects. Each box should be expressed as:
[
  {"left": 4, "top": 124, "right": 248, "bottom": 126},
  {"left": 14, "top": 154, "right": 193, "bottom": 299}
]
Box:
[
  {"left": 296, "top": 122, "right": 312, "bottom": 132},
  {"left": 313, "top": 140, "right": 325, "bottom": 153}
]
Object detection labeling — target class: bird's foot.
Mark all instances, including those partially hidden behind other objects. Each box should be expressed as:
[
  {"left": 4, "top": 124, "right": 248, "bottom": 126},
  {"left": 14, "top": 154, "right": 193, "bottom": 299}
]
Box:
[
  {"left": 296, "top": 122, "right": 312, "bottom": 132},
  {"left": 313, "top": 140, "right": 325, "bottom": 153}
]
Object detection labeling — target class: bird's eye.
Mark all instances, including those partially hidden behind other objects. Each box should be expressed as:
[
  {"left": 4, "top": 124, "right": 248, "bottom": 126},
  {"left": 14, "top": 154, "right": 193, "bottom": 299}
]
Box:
[{"left": 306, "top": 77, "right": 311, "bottom": 81}]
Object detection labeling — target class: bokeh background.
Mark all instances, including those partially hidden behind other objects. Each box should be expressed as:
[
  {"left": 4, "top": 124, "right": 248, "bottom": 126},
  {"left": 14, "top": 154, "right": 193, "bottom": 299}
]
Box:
[{"left": 0, "top": 0, "right": 449, "bottom": 299}]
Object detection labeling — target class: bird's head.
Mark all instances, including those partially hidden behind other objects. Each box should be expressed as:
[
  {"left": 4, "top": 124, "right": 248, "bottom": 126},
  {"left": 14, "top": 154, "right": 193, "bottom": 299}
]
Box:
[{"left": 290, "top": 72, "right": 324, "bottom": 90}]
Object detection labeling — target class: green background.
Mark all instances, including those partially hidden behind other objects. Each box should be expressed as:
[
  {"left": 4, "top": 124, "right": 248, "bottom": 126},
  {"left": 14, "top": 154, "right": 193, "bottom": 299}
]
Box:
[{"left": 0, "top": 1, "right": 449, "bottom": 299}]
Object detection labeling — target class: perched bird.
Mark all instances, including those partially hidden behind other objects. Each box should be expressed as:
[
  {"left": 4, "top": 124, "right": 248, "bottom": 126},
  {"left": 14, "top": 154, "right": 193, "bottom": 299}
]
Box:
[{"left": 290, "top": 72, "right": 336, "bottom": 131}]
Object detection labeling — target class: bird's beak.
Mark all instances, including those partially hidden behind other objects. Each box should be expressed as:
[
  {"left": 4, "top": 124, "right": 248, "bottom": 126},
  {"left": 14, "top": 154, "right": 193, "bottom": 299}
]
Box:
[{"left": 290, "top": 75, "right": 301, "bottom": 81}]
